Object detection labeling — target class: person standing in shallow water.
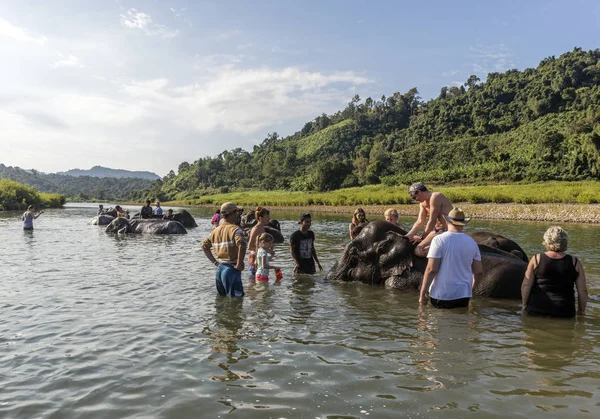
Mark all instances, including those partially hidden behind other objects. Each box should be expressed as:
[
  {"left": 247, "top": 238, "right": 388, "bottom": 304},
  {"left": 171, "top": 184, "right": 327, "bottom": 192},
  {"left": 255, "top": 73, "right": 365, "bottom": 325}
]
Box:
[
  {"left": 140, "top": 200, "right": 153, "bottom": 219},
  {"left": 22, "top": 205, "right": 43, "bottom": 230},
  {"left": 202, "top": 202, "right": 247, "bottom": 297},
  {"left": 155, "top": 202, "right": 163, "bottom": 216},
  {"left": 247, "top": 207, "right": 271, "bottom": 278},
  {"left": 290, "top": 213, "right": 322, "bottom": 274},
  {"left": 419, "top": 208, "right": 483, "bottom": 309},
  {"left": 349, "top": 208, "right": 369, "bottom": 240},
  {"left": 521, "top": 226, "right": 588, "bottom": 317}
]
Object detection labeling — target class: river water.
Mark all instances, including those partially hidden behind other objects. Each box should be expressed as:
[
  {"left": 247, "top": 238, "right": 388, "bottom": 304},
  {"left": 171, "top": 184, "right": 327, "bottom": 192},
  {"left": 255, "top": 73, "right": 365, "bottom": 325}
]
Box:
[{"left": 0, "top": 203, "right": 599, "bottom": 418}]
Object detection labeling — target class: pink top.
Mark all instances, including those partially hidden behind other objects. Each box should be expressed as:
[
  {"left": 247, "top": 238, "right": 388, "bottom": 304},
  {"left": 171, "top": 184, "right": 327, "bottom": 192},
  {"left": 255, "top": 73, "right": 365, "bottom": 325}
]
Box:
[{"left": 211, "top": 213, "right": 221, "bottom": 225}]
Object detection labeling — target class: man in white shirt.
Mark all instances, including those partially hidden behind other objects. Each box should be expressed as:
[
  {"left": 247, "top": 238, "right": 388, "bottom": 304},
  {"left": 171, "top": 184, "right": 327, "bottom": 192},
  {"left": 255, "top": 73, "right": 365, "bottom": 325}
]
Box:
[{"left": 419, "top": 208, "right": 483, "bottom": 309}]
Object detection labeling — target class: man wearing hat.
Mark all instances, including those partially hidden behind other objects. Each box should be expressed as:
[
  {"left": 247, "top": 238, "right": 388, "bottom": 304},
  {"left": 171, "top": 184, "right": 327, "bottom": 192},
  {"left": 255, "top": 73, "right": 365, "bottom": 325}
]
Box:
[
  {"left": 419, "top": 208, "right": 483, "bottom": 309},
  {"left": 202, "top": 202, "right": 247, "bottom": 297},
  {"left": 405, "top": 182, "right": 453, "bottom": 258}
]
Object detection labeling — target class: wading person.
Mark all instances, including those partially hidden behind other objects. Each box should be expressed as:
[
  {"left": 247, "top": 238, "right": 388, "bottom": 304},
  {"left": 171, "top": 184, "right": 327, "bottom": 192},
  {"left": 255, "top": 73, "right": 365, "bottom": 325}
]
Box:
[
  {"left": 419, "top": 208, "right": 483, "bottom": 309},
  {"left": 384, "top": 208, "right": 401, "bottom": 226},
  {"left": 140, "top": 199, "right": 153, "bottom": 219},
  {"left": 255, "top": 233, "right": 281, "bottom": 282},
  {"left": 202, "top": 202, "right": 247, "bottom": 297},
  {"left": 247, "top": 207, "right": 272, "bottom": 278},
  {"left": 22, "top": 205, "right": 43, "bottom": 230},
  {"left": 349, "top": 208, "right": 369, "bottom": 240},
  {"left": 521, "top": 226, "right": 588, "bottom": 317},
  {"left": 290, "top": 213, "right": 322, "bottom": 274},
  {"left": 405, "top": 182, "right": 453, "bottom": 257}
]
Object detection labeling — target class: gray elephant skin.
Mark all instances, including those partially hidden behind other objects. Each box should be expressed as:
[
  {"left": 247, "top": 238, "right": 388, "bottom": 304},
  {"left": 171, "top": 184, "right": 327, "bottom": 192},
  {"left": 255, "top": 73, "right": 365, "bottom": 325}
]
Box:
[
  {"left": 239, "top": 211, "right": 284, "bottom": 243},
  {"left": 105, "top": 217, "right": 187, "bottom": 234},
  {"left": 327, "top": 220, "right": 527, "bottom": 299},
  {"left": 130, "top": 209, "right": 198, "bottom": 228},
  {"left": 90, "top": 214, "right": 115, "bottom": 225}
]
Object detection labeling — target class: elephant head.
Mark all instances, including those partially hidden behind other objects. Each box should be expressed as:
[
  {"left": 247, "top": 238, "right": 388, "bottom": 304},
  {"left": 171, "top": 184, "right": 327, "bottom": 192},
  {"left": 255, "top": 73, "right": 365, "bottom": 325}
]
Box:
[
  {"left": 327, "top": 222, "right": 417, "bottom": 289},
  {"left": 105, "top": 217, "right": 130, "bottom": 234}
]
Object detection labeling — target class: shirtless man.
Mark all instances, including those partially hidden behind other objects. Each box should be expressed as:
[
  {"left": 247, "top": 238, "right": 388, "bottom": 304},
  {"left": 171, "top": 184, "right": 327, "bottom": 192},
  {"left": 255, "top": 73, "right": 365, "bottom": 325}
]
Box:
[{"left": 404, "top": 182, "right": 453, "bottom": 258}]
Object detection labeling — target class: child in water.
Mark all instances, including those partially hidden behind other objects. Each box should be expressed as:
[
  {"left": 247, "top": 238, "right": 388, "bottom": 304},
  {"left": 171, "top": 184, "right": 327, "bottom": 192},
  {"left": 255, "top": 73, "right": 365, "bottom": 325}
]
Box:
[{"left": 255, "top": 233, "right": 282, "bottom": 282}]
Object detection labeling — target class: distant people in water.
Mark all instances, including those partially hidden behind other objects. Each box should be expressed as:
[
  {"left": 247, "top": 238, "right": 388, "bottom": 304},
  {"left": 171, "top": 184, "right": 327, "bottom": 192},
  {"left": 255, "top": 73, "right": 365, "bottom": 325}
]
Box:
[
  {"left": 22, "top": 205, "right": 43, "bottom": 230},
  {"left": 115, "top": 205, "right": 128, "bottom": 218},
  {"left": 155, "top": 202, "right": 163, "bottom": 216},
  {"left": 349, "top": 208, "right": 369, "bottom": 240},
  {"left": 211, "top": 209, "right": 221, "bottom": 229},
  {"left": 522, "top": 226, "right": 588, "bottom": 318},
  {"left": 384, "top": 208, "right": 401, "bottom": 227},
  {"left": 140, "top": 199, "right": 153, "bottom": 219},
  {"left": 163, "top": 209, "right": 174, "bottom": 220},
  {"left": 98, "top": 204, "right": 104, "bottom": 215}
]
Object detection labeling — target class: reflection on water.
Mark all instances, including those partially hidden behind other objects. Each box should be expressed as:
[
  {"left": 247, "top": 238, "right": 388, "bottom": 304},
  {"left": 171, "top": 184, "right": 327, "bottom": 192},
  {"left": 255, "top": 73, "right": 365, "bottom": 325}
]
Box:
[{"left": 0, "top": 204, "right": 599, "bottom": 417}]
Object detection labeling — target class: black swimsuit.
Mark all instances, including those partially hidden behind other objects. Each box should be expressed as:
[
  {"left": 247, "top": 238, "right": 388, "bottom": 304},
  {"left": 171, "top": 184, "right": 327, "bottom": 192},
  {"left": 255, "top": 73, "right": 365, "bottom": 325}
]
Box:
[{"left": 527, "top": 253, "right": 579, "bottom": 318}]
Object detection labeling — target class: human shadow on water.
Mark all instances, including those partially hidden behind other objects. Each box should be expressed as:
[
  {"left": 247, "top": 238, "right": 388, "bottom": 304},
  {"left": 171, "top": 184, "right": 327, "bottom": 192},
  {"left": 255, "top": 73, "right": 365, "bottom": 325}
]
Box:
[
  {"left": 207, "top": 296, "right": 253, "bottom": 383},
  {"left": 288, "top": 274, "right": 318, "bottom": 324}
]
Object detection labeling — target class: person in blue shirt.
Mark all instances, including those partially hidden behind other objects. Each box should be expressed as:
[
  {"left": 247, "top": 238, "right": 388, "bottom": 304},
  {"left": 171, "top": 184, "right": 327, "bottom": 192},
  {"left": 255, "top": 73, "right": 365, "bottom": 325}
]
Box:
[
  {"left": 155, "top": 201, "right": 163, "bottom": 216},
  {"left": 22, "top": 205, "right": 43, "bottom": 230}
]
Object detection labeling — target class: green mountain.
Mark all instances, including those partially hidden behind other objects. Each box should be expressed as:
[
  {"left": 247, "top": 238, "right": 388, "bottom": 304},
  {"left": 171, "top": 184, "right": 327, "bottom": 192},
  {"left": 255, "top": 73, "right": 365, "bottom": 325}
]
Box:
[
  {"left": 151, "top": 47, "right": 600, "bottom": 201},
  {"left": 0, "top": 164, "right": 155, "bottom": 201},
  {"left": 59, "top": 165, "right": 160, "bottom": 180}
]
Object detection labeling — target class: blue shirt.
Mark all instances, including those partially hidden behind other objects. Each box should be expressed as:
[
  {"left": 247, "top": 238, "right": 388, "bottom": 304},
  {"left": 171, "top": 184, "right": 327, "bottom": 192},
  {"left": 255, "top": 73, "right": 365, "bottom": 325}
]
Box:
[{"left": 155, "top": 207, "right": 163, "bottom": 215}]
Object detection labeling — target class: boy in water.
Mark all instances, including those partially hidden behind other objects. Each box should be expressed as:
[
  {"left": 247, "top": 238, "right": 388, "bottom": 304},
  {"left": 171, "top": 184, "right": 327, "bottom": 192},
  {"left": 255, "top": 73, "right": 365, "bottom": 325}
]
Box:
[{"left": 290, "top": 213, "right": 322, "bottom": 274}]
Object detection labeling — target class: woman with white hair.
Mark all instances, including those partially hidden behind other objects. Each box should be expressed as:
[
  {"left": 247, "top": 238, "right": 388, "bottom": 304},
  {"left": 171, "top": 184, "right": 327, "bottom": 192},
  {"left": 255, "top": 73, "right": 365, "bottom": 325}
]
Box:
[{"left": 521, "top": 226, "right": 588, "bottom": 317}]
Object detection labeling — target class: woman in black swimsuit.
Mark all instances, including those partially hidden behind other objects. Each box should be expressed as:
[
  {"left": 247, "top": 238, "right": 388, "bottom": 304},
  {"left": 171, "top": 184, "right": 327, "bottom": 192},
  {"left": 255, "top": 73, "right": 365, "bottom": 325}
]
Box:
[{"left": 521, "top": 226, "right": 588, "bottom": 317}]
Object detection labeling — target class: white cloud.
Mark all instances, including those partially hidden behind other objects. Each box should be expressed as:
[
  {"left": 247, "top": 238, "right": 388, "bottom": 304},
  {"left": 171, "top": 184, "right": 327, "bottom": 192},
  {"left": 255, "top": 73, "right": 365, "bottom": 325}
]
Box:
[
  {"left": 119, "top": 8, "right": 179, "bottom": 38},
  {"left": 0, "top": 18, "right": 47, "bottom": 44},
  {"left": 52, "top": 53, "right": 84, "bottom": 69},
  {"left": 469, "top": 44, "right": 515, "bottom": 75},
  {"left": 442, "top": 69, "right": 459, "bottom": 77}
]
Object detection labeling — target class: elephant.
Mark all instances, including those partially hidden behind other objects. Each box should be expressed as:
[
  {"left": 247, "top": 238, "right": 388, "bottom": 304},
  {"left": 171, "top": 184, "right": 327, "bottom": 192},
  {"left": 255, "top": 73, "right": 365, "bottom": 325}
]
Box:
[
  {"left": 239, "top": 210, "right": 284, "bottom": 243},
  {"left": 467, "top": 230, "right": 528, "bottom": 262},
  {"left": 130, "top": 209, "right": 198, "bottom": 228},
  {"left": 105, "top": 217, "right": 187, "bottom": 234},
  {"left": 89, "top": 214, "right": 115, "bottom": 225},
  {"left": 327, "top": 220, "right": 527, "bottom": 299}
]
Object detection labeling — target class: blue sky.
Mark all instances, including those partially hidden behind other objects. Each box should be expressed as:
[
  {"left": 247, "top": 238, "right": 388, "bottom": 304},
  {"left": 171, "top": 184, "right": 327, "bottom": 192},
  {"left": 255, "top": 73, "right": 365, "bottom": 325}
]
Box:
[{"left": 0, "top": 0, "right": 598, "bottom": 176}]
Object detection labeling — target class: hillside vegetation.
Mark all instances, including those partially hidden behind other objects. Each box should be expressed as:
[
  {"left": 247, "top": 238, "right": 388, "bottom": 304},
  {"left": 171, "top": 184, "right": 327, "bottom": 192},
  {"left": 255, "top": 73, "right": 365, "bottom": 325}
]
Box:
[
  {"left": 147, "top": 47, "right": 600, "bottom": 202},
  {"left": 0, "top": 164, "right": 155, "bottom": 201},
  {"left": 0, "top": 179, "right": 65, "bottom": 210}
]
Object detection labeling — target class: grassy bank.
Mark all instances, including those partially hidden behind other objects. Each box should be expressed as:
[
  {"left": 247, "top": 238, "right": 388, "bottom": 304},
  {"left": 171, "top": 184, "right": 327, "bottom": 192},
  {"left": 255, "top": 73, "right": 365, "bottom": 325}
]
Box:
[
  {"left": 167, "top": 181, "right": 600, "bottom": 207},
  {"left": 0, "top": 179, "right": 66, "bottom": 211}
]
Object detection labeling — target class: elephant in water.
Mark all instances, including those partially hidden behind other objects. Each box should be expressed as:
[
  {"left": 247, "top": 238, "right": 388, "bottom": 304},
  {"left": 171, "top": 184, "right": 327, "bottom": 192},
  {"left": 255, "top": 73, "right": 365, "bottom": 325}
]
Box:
[
  {"left": 239, "top": 210, "right": 284, "bottom": 243},
  {"left": 327, "top": 220, "right": 527, "bottom": 299},
  {"left": 105, "top": 218, "right": 187, "bottom": 234},
  {"left": 89, "top": 214, "right": 115, "bottom": 225},
  {"left": 130, "top": 209, "right": 198, "bottom": 228}
]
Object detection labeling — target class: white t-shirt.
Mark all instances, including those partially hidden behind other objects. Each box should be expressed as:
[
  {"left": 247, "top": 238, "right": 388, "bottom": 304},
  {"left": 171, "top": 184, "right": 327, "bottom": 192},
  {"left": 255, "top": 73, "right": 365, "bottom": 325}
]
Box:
[{"left": 427, "top": 231, "right": 481, "bottom": 300}]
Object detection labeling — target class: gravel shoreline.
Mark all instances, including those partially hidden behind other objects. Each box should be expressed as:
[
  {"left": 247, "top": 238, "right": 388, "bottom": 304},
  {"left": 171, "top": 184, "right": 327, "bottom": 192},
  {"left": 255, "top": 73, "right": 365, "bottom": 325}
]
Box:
[{"left": 213, "top": 203, "right": 600, "bottom": 224}]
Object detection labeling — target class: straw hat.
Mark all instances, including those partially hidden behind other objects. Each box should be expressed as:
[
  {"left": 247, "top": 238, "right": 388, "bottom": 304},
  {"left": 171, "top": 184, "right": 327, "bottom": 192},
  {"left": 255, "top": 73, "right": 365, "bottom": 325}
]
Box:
[{"left": 443, "top": 207, "right": 471, "bottom": 226}]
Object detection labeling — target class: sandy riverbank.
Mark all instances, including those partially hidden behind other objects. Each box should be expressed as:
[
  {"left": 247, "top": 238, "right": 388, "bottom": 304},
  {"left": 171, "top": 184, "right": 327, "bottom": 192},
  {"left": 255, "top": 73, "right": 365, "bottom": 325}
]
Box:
[{"left": 189, "top": 203, "right": 600, "bottom": 224}]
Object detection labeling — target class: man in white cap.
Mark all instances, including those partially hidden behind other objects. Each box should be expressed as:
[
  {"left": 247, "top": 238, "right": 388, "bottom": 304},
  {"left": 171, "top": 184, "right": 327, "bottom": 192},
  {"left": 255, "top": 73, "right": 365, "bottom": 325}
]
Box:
[
  {"left": 419, "top": 207, "right": 483, "bottom": 309},
  {"left": 202, "top": 202, "right": 247, "bottom": 297}
]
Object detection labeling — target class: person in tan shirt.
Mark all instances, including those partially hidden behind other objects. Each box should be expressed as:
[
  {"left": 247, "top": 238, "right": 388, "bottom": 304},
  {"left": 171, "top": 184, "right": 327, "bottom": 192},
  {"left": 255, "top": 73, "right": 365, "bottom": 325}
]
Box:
[
  {"left": 405, "top": 182, "right": 453, "bottom": 258},
  {"left": 202, "top": 202, "right": 247, "bottom": 297}
]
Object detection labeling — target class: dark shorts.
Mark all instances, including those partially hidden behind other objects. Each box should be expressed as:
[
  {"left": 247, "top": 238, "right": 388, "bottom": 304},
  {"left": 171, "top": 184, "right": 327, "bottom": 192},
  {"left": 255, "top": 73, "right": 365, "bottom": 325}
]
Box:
[
  {"left": 23, "top": 227, "right": 33, "bottom": 231},
  {"left": 297, "top": 258, "right": 316, "bottom": 275},
  {"left": 215, "top": 263, "right": 244, "bottom": 297},
  {"left": 430, "top": 297, "right": 470, "bottom": 309}
]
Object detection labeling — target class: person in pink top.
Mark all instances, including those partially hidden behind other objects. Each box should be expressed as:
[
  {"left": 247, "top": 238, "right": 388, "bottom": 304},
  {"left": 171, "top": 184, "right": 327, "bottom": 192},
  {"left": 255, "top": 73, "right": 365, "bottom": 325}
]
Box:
[{"left": 211, "top": 209, "right": 221, "bottom": 229}]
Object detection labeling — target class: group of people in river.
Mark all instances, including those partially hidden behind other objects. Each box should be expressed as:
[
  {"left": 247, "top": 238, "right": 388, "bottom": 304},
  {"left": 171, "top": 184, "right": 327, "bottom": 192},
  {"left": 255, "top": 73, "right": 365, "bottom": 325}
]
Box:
[
  {"left": 96, "top": 201, "right": 174, "bottom": 220},
  {"left": 202, "top": 182, "right": 589, "bottom": 319}
]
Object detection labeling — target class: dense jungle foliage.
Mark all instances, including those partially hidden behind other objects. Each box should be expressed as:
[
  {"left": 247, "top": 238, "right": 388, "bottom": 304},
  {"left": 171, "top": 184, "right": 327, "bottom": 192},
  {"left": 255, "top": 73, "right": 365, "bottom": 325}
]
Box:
[
  {"left": 147, "top": 48, "right": 600, "bottom": 201},
  {"left": 0, "top": 164, "right": 154, "bottom": 201},
  {"left": 0, "top": 179, "right": 65, "bottom": 210}
]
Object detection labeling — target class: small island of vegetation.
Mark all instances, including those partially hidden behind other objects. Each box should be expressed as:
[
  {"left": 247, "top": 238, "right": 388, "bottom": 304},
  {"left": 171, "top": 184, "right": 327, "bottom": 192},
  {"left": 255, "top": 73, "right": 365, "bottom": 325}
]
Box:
[{"left": 0, "top": 179, "right": 66, "bottom": 211}]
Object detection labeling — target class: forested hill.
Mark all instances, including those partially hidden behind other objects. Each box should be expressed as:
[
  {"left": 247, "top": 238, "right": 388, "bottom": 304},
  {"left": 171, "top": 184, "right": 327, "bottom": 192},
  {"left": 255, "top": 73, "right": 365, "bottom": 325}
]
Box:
[
  {"left": 60, "top": 166, "right": 160, "bottom": 180},
  {"left": 0, "top": 164, "right": 154, "bottom": 201},
  {"left": 150, "top": 48, "right": 600, "bottom": 201}
]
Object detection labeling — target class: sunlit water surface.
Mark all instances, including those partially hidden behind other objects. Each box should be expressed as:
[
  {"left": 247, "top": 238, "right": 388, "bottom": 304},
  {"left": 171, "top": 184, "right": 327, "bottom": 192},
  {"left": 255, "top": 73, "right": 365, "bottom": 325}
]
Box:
[{"left": 1, "top": 204, "right": 599, "bottom": 418}]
